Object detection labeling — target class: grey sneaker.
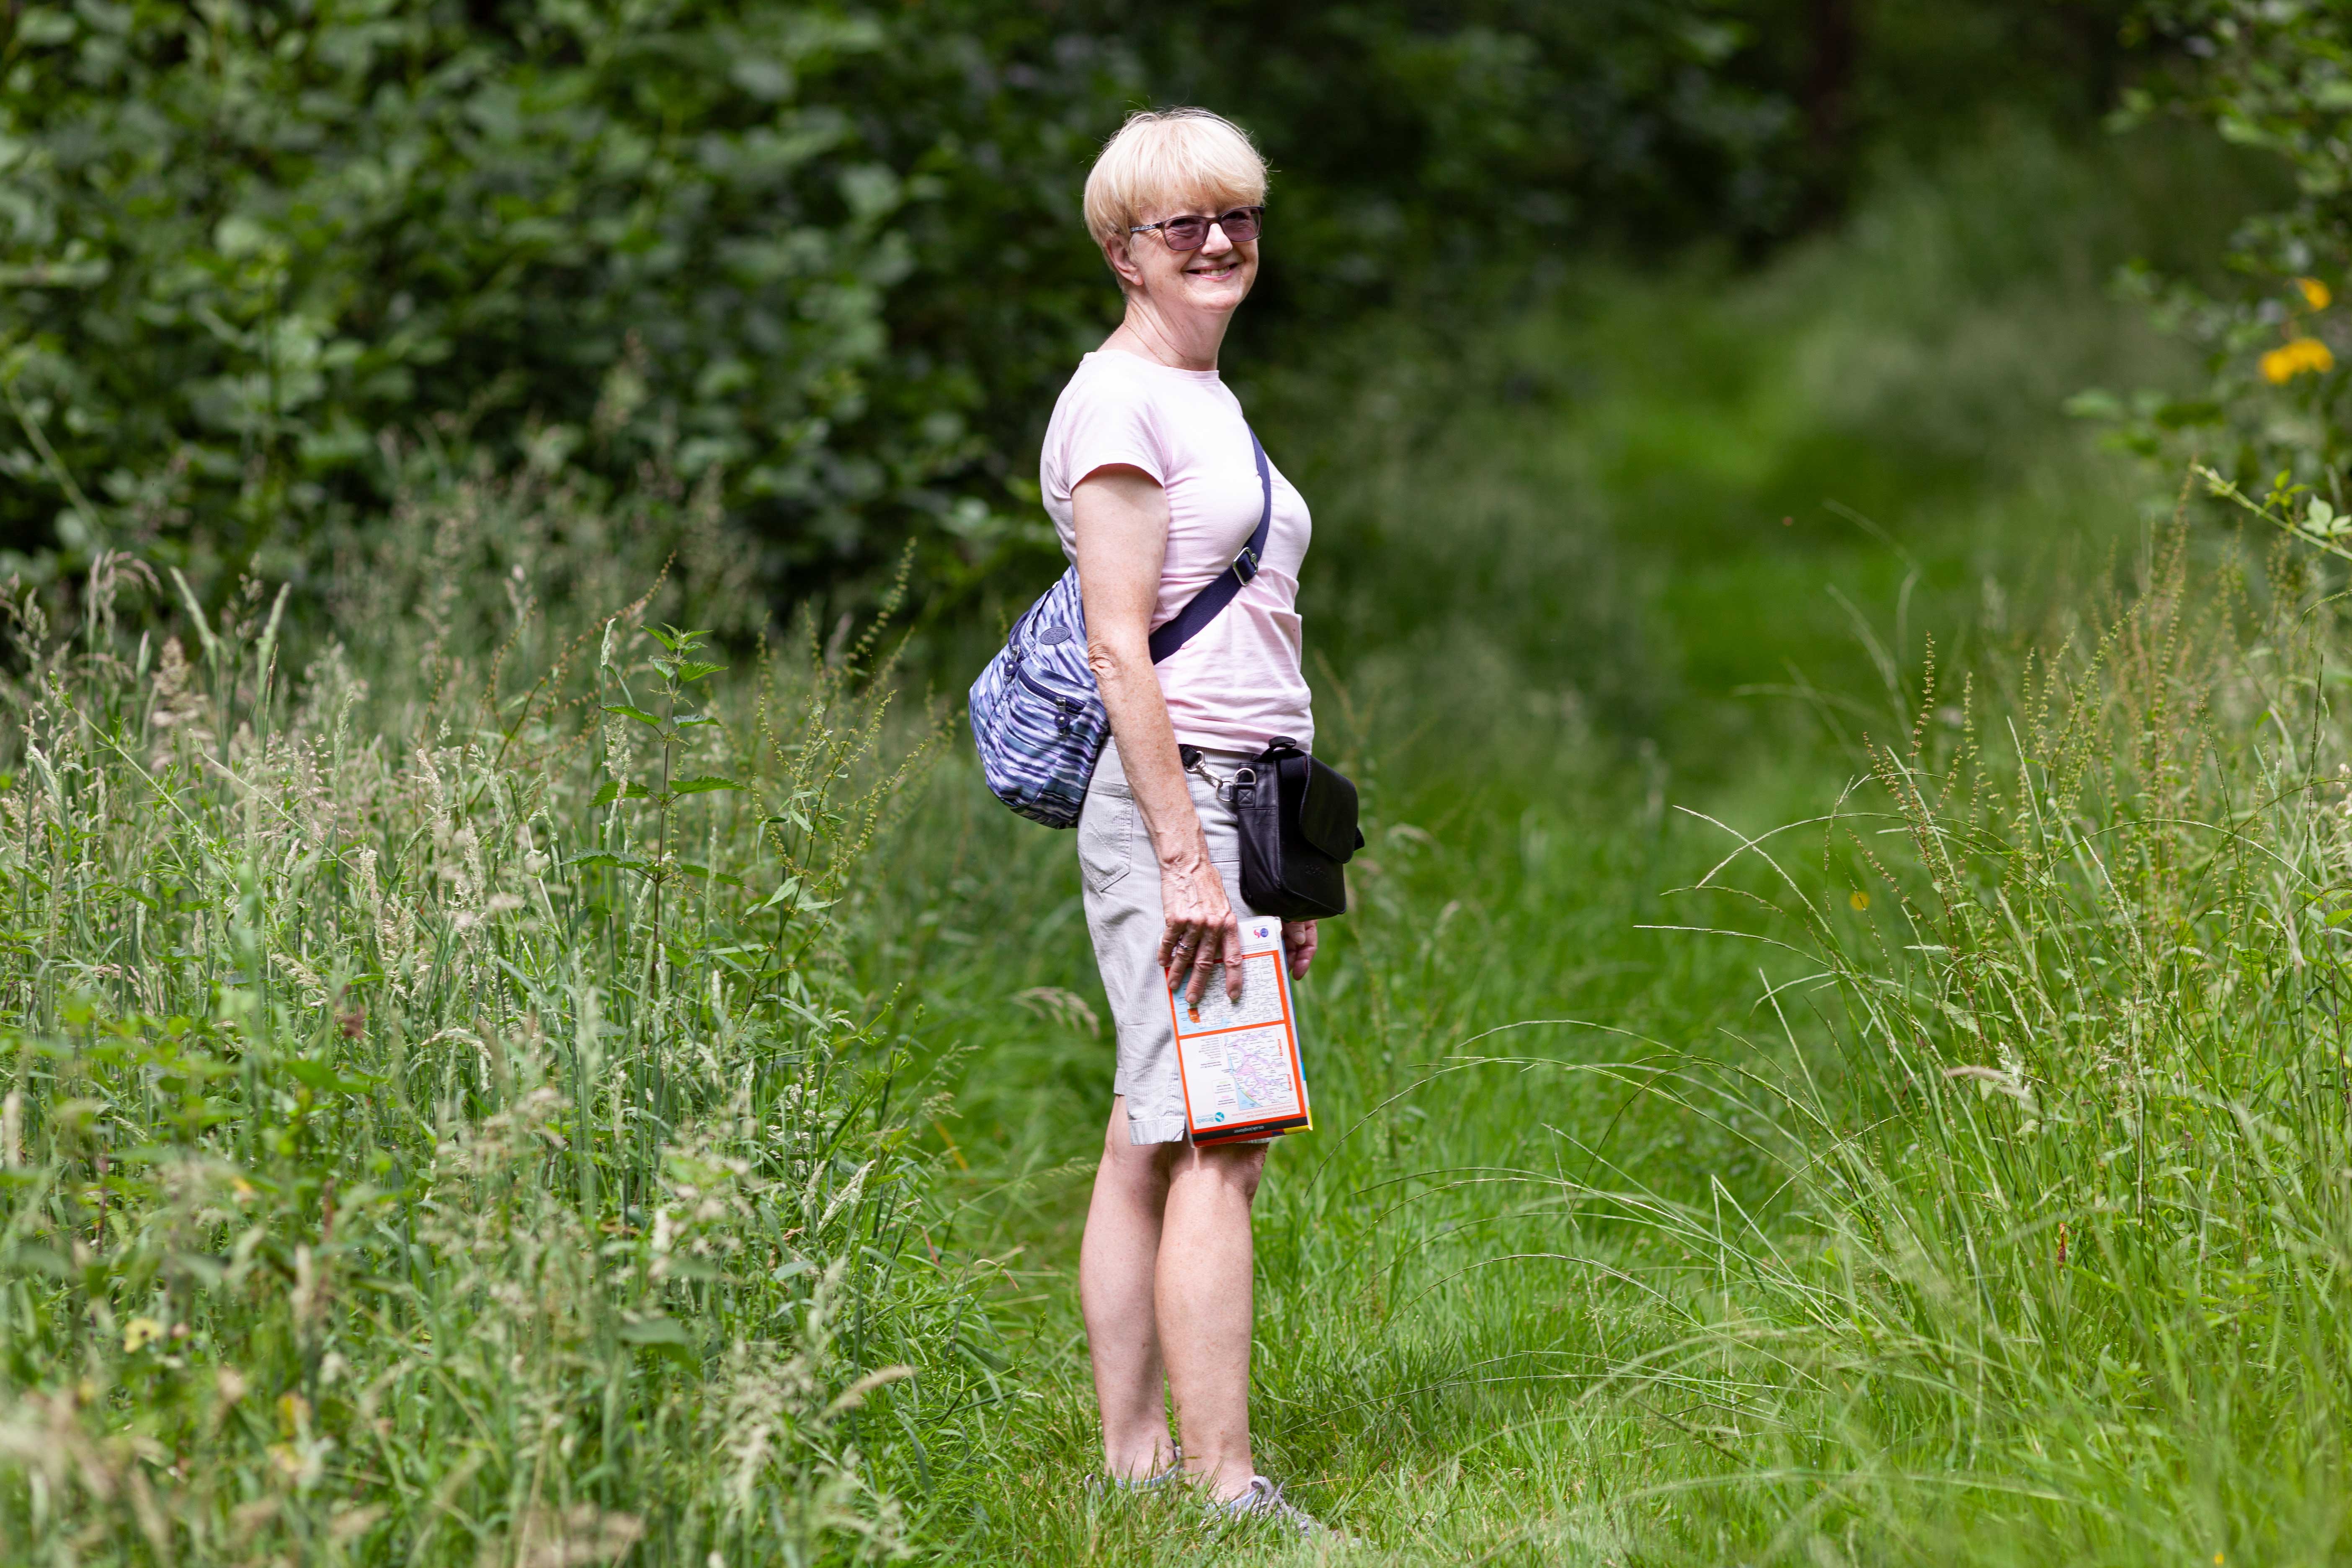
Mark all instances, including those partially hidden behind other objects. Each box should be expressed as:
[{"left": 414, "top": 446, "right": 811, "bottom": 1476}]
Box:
[{"left": 1208, "top": 1474, "right": 1334, "bottom": 1537}]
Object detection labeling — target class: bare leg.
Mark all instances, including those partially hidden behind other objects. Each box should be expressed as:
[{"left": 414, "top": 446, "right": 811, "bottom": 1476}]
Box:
[
  {"left": 1158, "top": 1139, "right": 1267, "bottom": 1500},
  {"left": 1079, "top": 1097, "right": 1178, "bottom": 1478}
]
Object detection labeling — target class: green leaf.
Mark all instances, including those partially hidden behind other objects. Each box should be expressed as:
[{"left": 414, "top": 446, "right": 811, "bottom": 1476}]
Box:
[
  {"left": 11, "top": 1245, "right": 70, "bottom": 1279},
  {"left": 167, "top": 1251, "right": 224, "bottom": 1289},
  {"left": 602, "top": 704, "right": 664, "bottom": 729},
  {"left": 753, "top": 879, "right": 833, "bottom": 915},
  {"left": 565, "top": 852, "right": 650, "bottom": 874},
  {"left": 591, "top": 779, "right": 652, "bottom": 807},
  {"left": 2062, "top": 389, "right": 2122, "bottom": 421},
  {"left": 669, "top": 776, "right": 745, "bottom": 795},
  {"left": 619, "top": 1317, "right": 691, "bottom": 1344},
  {"left": 619, "top": 1316, "right": 699, "bottom": 1368},
  {"left": 674, "top": 660, "right": 725, "bottom": 683},
  {"left": 674, "top": 861, "right": 742, "bottom": 886},
  {"left": 281, "top": 1057, "right": 382, "bottom": 1096},
  {"left": 282, "top": 1056, "right": 342, "bottom": 1093}
]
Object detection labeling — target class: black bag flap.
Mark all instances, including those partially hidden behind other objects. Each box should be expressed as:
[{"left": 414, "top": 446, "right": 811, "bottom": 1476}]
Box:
[{"left": 1282, "top": 752, "right": 1362, "bottom": 864}]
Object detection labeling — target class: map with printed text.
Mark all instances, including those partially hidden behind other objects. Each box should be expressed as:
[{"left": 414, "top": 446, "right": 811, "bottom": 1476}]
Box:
[{"left": 1170, "top": 918, "right": 1310, "bottom": 1136}]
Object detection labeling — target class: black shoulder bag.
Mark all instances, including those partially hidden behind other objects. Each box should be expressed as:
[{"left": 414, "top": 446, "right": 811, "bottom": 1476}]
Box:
[{"left": 1228, "top": 736, "right": 1364, "bottom": 920}]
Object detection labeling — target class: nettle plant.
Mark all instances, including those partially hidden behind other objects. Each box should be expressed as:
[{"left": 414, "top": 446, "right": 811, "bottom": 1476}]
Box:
[{"left": 585, "top": 625, "right": 749, "bottom": 964}]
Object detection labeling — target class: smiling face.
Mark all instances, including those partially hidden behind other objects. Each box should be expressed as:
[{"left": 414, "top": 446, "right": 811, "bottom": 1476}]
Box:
[
  {"left": 1083, "top": 110, "right": 1269, "bottom": 362},
  {"left": 1105, "top": 197, "right": 1260, "bottom": 322}
]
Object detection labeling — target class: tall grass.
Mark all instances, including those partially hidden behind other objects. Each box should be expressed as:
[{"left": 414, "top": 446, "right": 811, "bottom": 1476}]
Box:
[
  {"left": 0, "top": 525, "right": 1003, "bottom": 1563},
  {"left": 1622, "top": 524, "right": 2352, "bottom": 1562},
  {"left": 893, "top": 521, "right": 2352, "bottom": 1564}
]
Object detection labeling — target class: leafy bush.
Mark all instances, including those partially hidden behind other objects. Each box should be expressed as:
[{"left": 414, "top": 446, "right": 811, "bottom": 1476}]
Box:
[
  {"left": 0, "top": 0, "right": 1145, "bottom": 603},
  {"left": 2089, "top": 2, "right": 2352, "bottom": 507},
  {"left": 0, "top": 0, "right": 2177, "bottom": 630},
  {"left": 0, "top": 0, "right": 1811, "bottom": 607}
]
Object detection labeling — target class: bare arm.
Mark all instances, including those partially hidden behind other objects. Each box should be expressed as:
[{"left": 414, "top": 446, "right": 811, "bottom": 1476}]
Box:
[{"left": 1073, "top": 466, "right": 1244, "bottom": 1003}]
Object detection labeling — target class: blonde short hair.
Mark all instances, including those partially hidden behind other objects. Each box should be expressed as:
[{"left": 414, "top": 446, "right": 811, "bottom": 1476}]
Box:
[{"left": 1082, "top": 108, "right": 1268, "bottom": 252}]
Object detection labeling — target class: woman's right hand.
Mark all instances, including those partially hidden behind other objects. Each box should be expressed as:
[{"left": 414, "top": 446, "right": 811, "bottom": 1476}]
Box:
[{"left": 1157, "top": 846, "right": 1244, "bottom": 1006}]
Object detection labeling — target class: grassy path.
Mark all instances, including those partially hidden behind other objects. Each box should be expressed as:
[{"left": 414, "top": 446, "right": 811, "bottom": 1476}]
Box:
[{"left": 877, "top": 751, "right": 1849, "bottom": 1561}]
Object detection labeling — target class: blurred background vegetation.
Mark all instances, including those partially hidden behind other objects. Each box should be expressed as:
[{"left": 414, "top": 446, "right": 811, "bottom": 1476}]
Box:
[{"left": 0, "top": 0, "right": 2305, "bottom": 671}]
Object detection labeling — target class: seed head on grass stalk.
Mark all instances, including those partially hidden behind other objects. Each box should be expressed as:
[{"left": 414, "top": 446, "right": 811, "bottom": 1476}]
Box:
[
  {"left": 1551, "top": 516, "right": 2352, "bottom": 1559},
  {"left": 0, "top": 538, "right": 1003, "bottom": 1563}
]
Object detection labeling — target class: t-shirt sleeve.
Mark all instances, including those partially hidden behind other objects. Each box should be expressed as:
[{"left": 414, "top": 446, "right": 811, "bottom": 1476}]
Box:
[{"left": 1055, "top": 369, "right": 1167, "bottom": 493}]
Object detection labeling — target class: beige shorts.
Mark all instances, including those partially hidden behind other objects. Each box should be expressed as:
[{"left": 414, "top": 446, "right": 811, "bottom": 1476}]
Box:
[{"left": 1079, "top": 740, "right": 1269, "bottom": 1145}]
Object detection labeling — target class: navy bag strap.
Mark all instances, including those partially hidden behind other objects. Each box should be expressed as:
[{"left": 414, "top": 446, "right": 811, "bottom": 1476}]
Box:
[{"left": 1147, "top": 429, "right": 1272, "bottom": 664}]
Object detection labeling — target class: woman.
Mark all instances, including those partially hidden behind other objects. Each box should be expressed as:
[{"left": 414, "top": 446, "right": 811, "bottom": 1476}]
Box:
[{"left": 1042, "top": 108, "right": 1328, "bottom": 1534}]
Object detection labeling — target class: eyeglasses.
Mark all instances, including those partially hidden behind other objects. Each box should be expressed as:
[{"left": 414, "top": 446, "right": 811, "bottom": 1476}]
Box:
[{"left": 1129, "top": 206, "right": 1264, "bottom": 251}]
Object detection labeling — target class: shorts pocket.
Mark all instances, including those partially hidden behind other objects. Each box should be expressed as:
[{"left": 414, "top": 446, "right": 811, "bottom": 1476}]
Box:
[
  {"left": 1195, "top": 789, "right": 1242, "bottom": 868},
  {"left": 1078, "top": 795, "right": 1135, "bottom": 895}
]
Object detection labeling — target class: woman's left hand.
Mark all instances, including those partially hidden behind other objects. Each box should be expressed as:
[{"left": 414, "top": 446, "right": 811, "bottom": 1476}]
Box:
[{"left": 1282, "top": 920, "right": 1318, "bottom": 980}]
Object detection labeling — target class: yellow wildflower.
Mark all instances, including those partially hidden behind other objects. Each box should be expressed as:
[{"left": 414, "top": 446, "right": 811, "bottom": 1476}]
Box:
[
  {"left": 2262, "top": 337, "right": 2335, "bottom": 384},
  {"left": 1849, "top": 890, "right": 1871, "bottom": 911},
  {"left": 2297, "top": 277, "right": 2332, "bottom": 311},
  {"left": 122, "top": 1316, "right": 164, "bottom": 1353}
]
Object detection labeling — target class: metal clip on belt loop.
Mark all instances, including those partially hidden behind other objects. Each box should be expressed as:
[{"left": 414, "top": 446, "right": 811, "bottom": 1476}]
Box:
[{"left": 1181, "top": 748, "right": 1244, "bottom": 802}]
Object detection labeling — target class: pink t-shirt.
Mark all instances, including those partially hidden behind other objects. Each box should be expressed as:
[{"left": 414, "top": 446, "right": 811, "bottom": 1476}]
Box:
[{"left": 1042, "top": 351, "right": 1313, "bottom": 753}]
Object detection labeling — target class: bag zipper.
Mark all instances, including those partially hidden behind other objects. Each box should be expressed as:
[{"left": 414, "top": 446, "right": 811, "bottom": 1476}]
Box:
[{"left": 1012, "top": 660, "right": 1086, "bottom": 713}]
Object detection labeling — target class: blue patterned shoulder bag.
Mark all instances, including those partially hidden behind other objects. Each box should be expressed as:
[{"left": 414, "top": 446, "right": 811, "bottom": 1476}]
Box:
[{"left": 968, "top": 429, "right": 1272, "bottom": 827}]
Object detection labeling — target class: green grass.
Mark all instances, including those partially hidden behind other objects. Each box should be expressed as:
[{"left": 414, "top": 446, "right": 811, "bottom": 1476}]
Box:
[
  {"left": 0, "top": 551, "right": 996, "bottom": 1563},
  {"left": 8, "top": 116, "right": 2344, "bottom": 1566},
  {"left": 853, "top": 121, "right": 2352, "bottom": 1564},
  {"left": 872, "top": 725, "right": 1817, "bottom": 1562},
  {"left": 884, "top": 536, "right": 2352, "bottom": 1564}
]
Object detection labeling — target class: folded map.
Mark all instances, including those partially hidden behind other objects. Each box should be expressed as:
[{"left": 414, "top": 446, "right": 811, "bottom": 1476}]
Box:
[{"left": 1168, "top": 915, "right": 1312, "bottom": 1145}]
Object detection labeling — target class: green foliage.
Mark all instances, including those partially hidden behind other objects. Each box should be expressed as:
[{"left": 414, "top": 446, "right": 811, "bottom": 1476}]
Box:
[
  {"left": 1092, "top": 0, "right": 2157, "bottom": 337},
  {"left": 853, "top": 129, "right": 2342, "bottom": 1559},
  {"left": 13, "top": 14, "right": 2352, "bottom": 1560},
  {"left": 1226, "top": 116, "right": 2241, "bottom": 765},
  {"left": 1609, "top": 533, "right": 2352, "bottom": 1562},
  {"left": 0, "top": 545, "right": 998, "bottom": 1562},
  {"left": 2086, "top": 2, "right": 2352, "bottom": 499},
  {"left": 1095, "top": 0, "right": 1799, "bottom": 320},
  {"left": 0, "top": 0, "right": 1133, "bottom": 597},
  {"left": 0, "top": 0, "right": 2177, "bottom": 626}
]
